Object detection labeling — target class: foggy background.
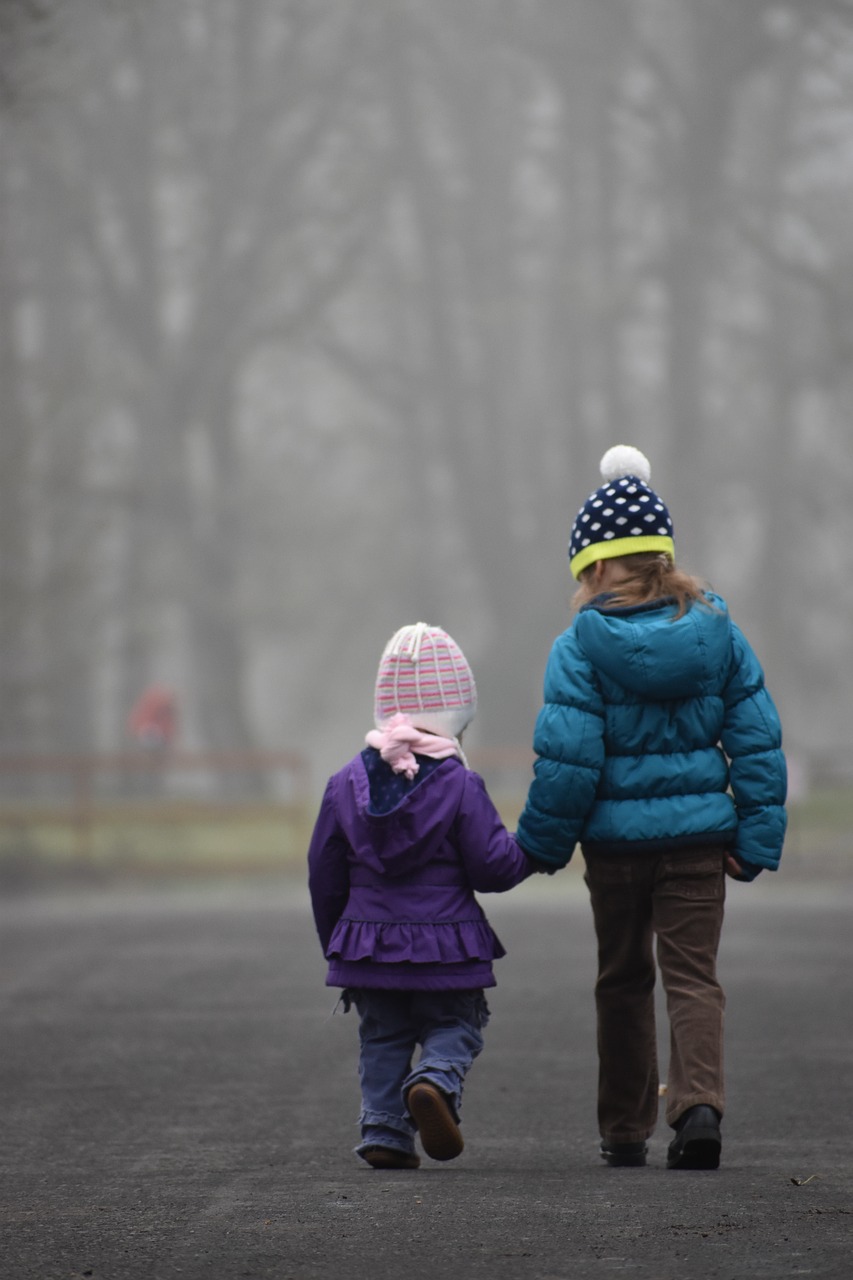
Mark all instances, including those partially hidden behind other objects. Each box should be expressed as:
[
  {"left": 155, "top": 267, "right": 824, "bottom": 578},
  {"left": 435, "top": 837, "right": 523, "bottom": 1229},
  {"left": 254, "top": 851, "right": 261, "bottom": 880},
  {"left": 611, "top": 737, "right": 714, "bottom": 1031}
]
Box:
[{"left": 3, "top": 0, "right": 853, "bottom": 798}]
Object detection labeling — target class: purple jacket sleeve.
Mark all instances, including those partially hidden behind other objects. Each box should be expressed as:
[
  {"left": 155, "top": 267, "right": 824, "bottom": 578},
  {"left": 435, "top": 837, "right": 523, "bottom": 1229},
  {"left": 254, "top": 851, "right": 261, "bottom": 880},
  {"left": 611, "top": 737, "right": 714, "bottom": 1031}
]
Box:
[
  {"left": 452, "top": 771, "right": 533, "bottom": 892},
  {"left": 307, "top": 777, "right": 352, "bottom": 953}
]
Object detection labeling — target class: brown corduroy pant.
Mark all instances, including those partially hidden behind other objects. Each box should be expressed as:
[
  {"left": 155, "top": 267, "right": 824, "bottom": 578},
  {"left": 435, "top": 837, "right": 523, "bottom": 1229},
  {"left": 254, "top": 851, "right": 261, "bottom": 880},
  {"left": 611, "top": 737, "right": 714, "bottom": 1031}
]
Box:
[{"left": 583, "top": 847, "right": 727, "bottom": 1145}]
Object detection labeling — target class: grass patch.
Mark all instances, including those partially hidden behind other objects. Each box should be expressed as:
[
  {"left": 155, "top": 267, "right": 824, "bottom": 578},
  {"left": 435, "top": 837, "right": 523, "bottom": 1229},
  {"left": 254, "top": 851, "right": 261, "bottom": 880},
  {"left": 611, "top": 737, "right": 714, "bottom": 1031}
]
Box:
[
  {"left": 0, "top": 785, "right": 850, "bottom": 882},
  {"left": 0, "top": 802, "right": 314, "bottom": 881}
]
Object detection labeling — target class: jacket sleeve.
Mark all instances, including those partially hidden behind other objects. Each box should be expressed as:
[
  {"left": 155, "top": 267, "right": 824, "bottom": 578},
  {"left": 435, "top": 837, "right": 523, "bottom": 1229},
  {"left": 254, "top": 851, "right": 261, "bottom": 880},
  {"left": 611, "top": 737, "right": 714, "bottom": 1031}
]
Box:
[
  {"left": 307, "top": 777, "right": 352, "bottom": 952},
  {"left": 452, "top": 771, "right": 533, "bottom": 892},
  {"left": 720, "top": 624, "right": 787, "bottom": 876},
  {"left": 515, "top": 628, "right": 605, "bottom": 869}
]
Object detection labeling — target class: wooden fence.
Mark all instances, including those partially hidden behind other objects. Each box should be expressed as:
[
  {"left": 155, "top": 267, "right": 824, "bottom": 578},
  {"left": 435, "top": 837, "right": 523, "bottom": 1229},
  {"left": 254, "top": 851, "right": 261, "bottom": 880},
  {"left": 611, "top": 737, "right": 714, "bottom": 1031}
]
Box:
[
  {"left": 0, "top": 749, "right": 312, "bottom": 869},
  {"left": 0, "top": 744, "right": 537, "bottom": 875}
]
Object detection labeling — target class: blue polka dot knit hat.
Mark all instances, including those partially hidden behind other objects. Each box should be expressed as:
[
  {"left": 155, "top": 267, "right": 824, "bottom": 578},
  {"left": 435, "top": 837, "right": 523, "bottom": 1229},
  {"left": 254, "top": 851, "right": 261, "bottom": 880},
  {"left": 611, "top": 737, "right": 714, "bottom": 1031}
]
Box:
[
  {"left": 569, "top": 445, "right": 675, "bottom": 580},
  {"left": 374, "top": 623, "right": 478, "bottom": 738}
]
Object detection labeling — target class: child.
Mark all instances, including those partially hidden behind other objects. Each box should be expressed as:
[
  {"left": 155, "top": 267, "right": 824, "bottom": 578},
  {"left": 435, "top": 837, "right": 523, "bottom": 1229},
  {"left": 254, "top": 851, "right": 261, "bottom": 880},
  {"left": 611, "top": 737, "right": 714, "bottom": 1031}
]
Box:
[
  {"left": 308, "top": 622, "right": 532, "bottom": 1169},
  {"left": 516, "top": 446, "right": 786, "bottom": 1171}
]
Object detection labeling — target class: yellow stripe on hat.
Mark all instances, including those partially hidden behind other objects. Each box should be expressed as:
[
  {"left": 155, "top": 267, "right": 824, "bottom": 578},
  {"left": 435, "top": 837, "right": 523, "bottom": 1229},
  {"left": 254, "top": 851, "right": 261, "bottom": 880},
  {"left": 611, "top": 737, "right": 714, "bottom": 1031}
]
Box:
[{"left": 570, "top": 535, "right": 675, "bottom": 580}]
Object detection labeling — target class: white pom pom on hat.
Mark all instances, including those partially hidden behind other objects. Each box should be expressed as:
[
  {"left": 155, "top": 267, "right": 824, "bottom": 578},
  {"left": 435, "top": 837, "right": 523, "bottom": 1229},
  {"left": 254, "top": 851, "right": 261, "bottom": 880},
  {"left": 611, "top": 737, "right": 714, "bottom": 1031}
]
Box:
[{"left": 599, "top": 445, "right": 652, "bottom": 486}]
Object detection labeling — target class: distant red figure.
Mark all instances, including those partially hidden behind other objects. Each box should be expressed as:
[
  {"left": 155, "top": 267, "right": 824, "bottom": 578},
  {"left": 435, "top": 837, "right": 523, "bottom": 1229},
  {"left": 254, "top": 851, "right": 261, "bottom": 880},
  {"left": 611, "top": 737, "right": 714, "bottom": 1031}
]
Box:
[{"left": 128, "top": 684, "right": 178, "bottom": 750}]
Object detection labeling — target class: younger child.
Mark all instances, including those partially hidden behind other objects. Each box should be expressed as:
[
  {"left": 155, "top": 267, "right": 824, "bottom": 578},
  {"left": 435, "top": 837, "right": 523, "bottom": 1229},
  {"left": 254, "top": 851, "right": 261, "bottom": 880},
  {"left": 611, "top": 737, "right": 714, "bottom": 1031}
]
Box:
[
  {"left": 308, "top": 622, "right": 532, "bottom": 1169},
  {"left": 516, "top": 446, "right": 787, "bottom": 1170}
]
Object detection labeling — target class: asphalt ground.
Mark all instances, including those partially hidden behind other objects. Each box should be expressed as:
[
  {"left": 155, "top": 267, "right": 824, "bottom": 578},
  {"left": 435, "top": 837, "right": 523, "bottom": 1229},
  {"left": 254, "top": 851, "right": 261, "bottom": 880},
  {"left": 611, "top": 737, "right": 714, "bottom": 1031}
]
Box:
[{"left": 2, "top": 864, "right": 852, "bottom": 1280}]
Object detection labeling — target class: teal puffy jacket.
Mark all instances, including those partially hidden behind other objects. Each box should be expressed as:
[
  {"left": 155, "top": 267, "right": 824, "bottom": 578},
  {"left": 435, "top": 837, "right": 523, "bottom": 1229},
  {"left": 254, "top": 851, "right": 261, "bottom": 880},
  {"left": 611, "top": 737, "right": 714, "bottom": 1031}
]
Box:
[{"left": 516, "top": 593, "right": 787, "bottom": 880}]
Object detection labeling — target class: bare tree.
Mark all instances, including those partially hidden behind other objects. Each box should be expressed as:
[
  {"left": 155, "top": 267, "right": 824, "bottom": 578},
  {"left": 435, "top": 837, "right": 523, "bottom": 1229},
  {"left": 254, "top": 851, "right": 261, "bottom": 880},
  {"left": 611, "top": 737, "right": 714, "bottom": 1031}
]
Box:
[{"left": 6, "top": 0, "right": 385, "bottom": 754}]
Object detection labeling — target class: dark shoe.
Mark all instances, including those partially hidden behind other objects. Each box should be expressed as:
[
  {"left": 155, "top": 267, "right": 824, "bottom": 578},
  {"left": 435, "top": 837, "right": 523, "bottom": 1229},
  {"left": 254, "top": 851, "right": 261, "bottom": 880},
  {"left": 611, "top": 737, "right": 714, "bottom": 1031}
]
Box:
[
  {"left": 667, "top": 1105, "right": 722, "bottom": 1170},
  {"left": 600, "top": 1139, "right": 648, "bottom": 1168},
  {"left": 359, "top": 1145, "right": 420, "bottom": 1170},
  {"left": 406, "top": 1082, "right": 464, "bottom": 1161}
]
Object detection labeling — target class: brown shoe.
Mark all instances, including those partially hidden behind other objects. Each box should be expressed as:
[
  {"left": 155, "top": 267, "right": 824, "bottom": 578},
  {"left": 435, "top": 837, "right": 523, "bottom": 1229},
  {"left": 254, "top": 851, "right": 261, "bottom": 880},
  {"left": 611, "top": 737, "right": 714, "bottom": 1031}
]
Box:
[
  {"left": 360, "top": 1145, "right": 420, "bottom": 1170},
  {"left": 406, "top": 1083, "right": 464, "bottom": 1161}
]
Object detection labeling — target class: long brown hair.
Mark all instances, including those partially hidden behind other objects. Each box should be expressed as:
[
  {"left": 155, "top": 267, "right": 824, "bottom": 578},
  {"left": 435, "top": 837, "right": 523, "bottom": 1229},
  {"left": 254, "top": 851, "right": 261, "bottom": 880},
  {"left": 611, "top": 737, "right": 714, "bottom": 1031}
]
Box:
[{"left": 572, "top": 553, "right": 709, "bottom": 619}]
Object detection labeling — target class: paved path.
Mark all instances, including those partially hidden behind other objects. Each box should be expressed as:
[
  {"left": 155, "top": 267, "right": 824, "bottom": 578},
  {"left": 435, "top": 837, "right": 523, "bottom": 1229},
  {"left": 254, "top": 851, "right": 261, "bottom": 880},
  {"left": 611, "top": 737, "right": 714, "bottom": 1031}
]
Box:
[{"left": 2, "top": 869, "right": 852, "bottom": 1279}]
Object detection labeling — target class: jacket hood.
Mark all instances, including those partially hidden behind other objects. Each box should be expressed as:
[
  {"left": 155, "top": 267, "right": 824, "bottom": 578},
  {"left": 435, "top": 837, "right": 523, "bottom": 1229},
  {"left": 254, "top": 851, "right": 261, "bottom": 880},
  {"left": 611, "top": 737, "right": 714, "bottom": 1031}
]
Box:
[
  {"left": 334, "top": 755, "right": 466, "bottom": 876},
  {"left": 574, "top": 592, "right": 732, "bottom": 700}
]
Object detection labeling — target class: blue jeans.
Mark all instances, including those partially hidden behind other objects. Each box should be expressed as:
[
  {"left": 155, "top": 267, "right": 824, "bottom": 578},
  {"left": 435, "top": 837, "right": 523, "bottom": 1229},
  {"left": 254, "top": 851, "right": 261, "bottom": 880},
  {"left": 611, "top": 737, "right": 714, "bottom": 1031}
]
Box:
[{"left": 346, "top": 988, "right": 490, "bottom": 1156}]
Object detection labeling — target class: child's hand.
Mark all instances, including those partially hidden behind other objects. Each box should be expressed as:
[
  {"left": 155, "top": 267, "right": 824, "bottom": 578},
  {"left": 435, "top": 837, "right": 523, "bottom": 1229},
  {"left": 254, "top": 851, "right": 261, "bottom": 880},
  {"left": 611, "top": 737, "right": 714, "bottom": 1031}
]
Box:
[
  {"left": 725, "top": 854, "right": 743, "bottom": 878},
  {"left": 523, "top": 852, "right": 560, "bottom": 876}
]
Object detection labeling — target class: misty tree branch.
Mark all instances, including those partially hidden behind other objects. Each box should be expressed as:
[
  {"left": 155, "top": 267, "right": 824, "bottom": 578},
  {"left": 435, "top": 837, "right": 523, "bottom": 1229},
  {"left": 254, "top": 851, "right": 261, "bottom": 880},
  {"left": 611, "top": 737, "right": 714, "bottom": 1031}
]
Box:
[
  {"left": 186, "top": 19, "right": 371, "bottom": 381},
  {"left": 200, "top": 4, "right": 365, "bottom": 274},
  {"left": 312, "top": 333, "right": 414, "bottom": 422},
  {"left": 734, "top": 209, "right": 826, "bottom": 288}
]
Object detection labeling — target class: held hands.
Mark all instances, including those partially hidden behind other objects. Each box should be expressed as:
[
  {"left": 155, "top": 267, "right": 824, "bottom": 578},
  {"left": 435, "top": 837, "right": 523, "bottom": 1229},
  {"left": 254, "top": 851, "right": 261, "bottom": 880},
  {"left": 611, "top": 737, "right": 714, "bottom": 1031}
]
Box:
[{"left": 521, "top": 850, "right": 561, "bottom": 875}]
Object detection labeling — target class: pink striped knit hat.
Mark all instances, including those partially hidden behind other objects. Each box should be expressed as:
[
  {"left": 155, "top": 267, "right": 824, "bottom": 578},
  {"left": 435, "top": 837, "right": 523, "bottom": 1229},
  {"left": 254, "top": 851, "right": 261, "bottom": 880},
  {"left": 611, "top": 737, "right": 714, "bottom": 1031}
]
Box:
[{"left": 373, "top": 623, "right": 478, "bottom": 738}]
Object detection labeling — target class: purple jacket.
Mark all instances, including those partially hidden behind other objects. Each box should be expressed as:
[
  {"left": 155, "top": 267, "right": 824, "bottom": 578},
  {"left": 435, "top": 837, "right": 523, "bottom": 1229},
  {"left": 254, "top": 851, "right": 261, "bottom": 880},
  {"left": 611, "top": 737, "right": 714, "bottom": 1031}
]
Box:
[{"left": 307, "top": 749, "right": 532, "bottom": 990}]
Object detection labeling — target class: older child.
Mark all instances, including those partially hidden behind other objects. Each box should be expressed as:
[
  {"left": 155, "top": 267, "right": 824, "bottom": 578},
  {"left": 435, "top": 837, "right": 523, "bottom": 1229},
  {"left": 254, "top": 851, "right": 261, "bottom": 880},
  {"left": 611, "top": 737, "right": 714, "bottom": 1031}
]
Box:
[
  {"left": 308, "top": 623, "right": 532, "bottom": 1169},
  {"left": 517, "top": 446, "right": 786, "bottom": 1170}
]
